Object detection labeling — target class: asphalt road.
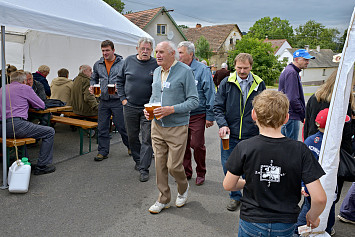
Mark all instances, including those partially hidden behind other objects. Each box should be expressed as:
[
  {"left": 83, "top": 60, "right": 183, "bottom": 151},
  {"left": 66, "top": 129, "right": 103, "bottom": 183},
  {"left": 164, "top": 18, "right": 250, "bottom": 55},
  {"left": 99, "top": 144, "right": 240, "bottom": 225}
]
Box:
[{"left": 1, "top": 121, "right": 355, "bottom": 236}]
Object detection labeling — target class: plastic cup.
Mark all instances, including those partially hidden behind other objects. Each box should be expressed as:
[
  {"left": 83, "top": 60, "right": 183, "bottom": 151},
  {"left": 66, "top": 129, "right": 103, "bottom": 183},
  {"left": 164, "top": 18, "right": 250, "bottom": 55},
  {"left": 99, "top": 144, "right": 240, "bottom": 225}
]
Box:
[
  {"left": 94, "top": 84, "right": 101, "bottom": 97},
  {"left": 108, "top": 84, "right": 115, "bottom": 95},
  {"left": 222, "top": 134, "right": 230, "bottom": 150},
  {"left": 144, "top": 103, "right": 154, "bottom": 120},
  {"left": 152, "top": 102, "right": 162, "bottom": 120}
]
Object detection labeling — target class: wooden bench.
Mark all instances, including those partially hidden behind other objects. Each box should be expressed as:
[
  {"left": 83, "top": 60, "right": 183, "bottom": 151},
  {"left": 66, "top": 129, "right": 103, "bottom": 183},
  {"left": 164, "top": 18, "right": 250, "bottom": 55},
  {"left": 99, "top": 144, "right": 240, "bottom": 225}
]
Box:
[
  {"left": 50, "top": 115, "right": 98, "bottom": 155},
  {"left": 56, "top": 111, "right": 98, "bottom": 120},
  {"left": 0, "top": 137, "right": 36, "bottom": 167}
]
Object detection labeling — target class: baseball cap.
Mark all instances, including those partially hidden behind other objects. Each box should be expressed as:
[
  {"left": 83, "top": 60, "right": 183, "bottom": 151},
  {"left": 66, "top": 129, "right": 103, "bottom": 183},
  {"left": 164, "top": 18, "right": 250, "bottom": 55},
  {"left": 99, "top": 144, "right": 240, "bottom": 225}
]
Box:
[
  {"left": 293, "top": 49, "right": 315, "bottom": 59},
  {"left": 315, "top": 108, "right": 351, "bottom": 128}
]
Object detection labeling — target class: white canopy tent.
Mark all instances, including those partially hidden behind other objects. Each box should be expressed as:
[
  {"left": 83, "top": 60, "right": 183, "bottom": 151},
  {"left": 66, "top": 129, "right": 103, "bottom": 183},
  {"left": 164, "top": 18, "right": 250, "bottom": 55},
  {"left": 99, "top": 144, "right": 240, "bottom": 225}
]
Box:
[
  {"left": 310, "top": 7, "right": 355, "bottom": 236},
  {"left": 0, "top": 0, "right": 152, "bottom": 80},
  {"left": 0, "top": 0, "right": 153, "bottom": 188}
]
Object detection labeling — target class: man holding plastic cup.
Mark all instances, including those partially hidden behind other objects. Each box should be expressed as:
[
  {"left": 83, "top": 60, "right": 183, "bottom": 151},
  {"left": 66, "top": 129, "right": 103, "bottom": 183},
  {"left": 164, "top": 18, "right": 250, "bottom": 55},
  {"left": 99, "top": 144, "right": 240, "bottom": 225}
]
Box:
[
  {"left": 89, "top": 40, "right": 130, "bottom": 161},
  {"left": 117, "top": 37, "right": 158, "bottom": 182},
  {"left": 214, "top": 53, "right": 266, "bottom": 211},
  {"left": 144, "top": 41, "right": 199, "bottom": 214}
]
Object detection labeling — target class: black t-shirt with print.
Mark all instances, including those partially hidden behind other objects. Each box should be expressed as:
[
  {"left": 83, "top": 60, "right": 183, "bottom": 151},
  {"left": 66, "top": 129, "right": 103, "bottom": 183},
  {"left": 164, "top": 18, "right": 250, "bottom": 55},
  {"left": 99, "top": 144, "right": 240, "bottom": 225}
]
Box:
[{"left": 226, "top": 134, "right": 325, "bottom": 223}]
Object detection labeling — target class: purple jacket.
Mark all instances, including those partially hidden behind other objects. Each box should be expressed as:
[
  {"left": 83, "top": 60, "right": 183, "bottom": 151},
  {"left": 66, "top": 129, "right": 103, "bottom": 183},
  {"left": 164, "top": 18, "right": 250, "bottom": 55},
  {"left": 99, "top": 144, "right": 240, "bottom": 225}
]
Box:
[
  {"left": 278, "top": 63, "right": 305, "bottom": 121},
  {"left": 0, "top": 82, "right": 45, "bottom": 120}
]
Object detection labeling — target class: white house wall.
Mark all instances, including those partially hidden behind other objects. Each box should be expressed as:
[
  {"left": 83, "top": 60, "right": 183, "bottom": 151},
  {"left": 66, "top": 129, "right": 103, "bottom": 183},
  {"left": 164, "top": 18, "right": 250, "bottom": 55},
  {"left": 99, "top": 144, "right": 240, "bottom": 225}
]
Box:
[
  {"left": 223, "top": 27, "right": 243, "bottom": 51},
  {"left": 145, "top": 13, "right": 185, "bottom": 47},
  {"left": 275, "top": 41, "right": 291, "bottom": 57},
  {"left": 301, "top": 67, "right": 337, "bottom": 84}
]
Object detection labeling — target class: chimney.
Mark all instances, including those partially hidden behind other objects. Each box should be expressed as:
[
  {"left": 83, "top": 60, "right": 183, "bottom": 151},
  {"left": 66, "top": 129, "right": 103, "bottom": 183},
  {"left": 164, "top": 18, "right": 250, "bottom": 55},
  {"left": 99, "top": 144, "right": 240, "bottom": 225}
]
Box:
[
  {"left": 305, "top": 45, "right": 309, "bottom": 52},
  {"left": 196, "top": 23, "right": 201, "bottom": 28},
  {"left": 316, "top": 45, "right": 320, "bottom": 52}
]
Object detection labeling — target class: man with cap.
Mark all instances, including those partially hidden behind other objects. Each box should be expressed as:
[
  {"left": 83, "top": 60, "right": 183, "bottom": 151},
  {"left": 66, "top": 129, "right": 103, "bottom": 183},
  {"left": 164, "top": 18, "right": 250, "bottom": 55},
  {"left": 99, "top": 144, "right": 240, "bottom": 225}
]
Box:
[{"left": 278, "top": 49, "right": 315, "bottom": 140}]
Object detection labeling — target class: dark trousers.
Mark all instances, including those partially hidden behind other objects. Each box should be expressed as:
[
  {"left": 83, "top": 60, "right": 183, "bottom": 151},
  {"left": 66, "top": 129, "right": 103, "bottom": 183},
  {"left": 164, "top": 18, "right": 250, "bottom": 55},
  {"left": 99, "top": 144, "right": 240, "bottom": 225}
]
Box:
[
  {"left": 123, "top": 105, "right": 153, "bottom": 174},
  {"left": 183, "top": 113, "right": 207, "bottom": 178},
  {"left": 1, "top": 119, "right": 54, "bottom": 166},
  {"left": 97, "top": 99, "right": 129, "bottom": 156}
]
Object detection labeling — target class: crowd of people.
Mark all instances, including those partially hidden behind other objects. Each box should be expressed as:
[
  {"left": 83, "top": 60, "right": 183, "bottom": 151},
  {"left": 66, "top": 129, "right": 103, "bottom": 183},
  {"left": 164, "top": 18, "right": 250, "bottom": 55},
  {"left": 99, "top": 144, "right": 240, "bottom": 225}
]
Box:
[{"left": 1, "top": 38, "right": 355, "bottom": 236}]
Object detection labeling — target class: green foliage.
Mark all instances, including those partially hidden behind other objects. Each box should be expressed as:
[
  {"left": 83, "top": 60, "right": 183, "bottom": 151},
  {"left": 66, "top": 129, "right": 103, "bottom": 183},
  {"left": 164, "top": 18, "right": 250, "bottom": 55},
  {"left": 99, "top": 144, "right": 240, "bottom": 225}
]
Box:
[
  {"left": 195, "top": 36, "right": 213, "bottom": 61},
  {"left": 178, "top": 25, "right": 189, "bottom": 29},
  {"left": 294, "top": 20, "right": 340, "bottom": 51},
  {"left": 248, "top": 17, "right": 294, "bottom": 43},
  {"left": 227, "top": 37, "right": 286, "bottom": 86},
  {"left": 103, "top": 0, "right": 125, "bottom": 13}
]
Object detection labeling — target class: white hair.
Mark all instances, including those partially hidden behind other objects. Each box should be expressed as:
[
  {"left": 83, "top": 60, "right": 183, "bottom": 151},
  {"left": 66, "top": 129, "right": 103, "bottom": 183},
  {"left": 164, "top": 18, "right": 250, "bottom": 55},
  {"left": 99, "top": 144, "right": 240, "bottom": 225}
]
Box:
[
  {"left": 177, "top": 41, "right": 195, "bottom": 57},
  {"left": 221, "top": 63, "right": 228, "bottom": 69},
  {"left": 162, "top": 41, "right": 178, "bottom": 60},
  {"left": 137, "top": 37, "right": 153, "bottom": 48}
]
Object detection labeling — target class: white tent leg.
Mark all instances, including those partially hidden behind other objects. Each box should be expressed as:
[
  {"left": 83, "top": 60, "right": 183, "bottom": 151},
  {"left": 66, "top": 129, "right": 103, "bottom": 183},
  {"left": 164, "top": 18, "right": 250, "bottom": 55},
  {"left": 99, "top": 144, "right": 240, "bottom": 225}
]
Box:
[{"left": 1, "top": 25, "right": 8, "bottom": 190}]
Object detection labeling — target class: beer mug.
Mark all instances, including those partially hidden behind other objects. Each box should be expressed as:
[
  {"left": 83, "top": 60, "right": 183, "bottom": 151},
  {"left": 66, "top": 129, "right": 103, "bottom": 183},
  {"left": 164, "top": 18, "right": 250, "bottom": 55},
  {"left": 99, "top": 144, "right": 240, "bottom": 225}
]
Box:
[
  {"left": 144, "top": 104, "right": 154, "bottom": 120},
  {"left": 152, "top": 102, "right": 162, "bottom": 120},
  {"left": 108, "top": 84, "right": 115, "bottom": 95},
  {"left": 222, "top": 134, "right": 230, "bottom": 150},
  {"left": 94, "top": 84, "right": 101, "bottom": 97}
]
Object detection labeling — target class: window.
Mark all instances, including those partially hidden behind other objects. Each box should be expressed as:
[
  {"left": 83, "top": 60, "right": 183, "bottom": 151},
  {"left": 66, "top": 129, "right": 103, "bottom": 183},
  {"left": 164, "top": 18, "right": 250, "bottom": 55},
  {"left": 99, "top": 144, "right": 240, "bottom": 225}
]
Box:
[
  {"left": 230, "top": 38, "right": 233, "bottom": 45},
  {"left": 157, "top": 24, "right": 167, "bottom": 35},
  {"left": 322, "top": 69, "right": 326, "bottom": 76}
]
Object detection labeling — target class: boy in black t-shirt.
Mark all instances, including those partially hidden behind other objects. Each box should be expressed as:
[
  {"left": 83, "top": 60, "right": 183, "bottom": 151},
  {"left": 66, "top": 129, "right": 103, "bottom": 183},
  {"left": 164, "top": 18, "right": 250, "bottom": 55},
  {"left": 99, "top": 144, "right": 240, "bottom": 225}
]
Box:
[{"left": 223, "top": 90, "right": 327, "bottom": 237}]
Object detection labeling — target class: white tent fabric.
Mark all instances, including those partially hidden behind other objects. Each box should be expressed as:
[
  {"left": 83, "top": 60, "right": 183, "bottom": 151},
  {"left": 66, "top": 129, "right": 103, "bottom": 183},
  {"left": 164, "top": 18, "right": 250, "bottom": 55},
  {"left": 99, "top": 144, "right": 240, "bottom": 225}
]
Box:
[
  {"left": 0, "top": 0, "right": 151, "bottom": 46},
  {"left": 0, "top": 0, "right": 153, "bottom": 81},
  {"left": 310, "top": 7, "right": 355, "bottom": 237}
]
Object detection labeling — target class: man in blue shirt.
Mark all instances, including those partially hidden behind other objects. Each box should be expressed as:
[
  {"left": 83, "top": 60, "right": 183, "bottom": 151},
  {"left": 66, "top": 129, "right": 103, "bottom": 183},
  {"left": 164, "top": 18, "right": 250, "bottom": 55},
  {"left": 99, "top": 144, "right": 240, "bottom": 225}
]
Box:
[{"left": 177, "top": 41, "right": 215, "bottom": 186}]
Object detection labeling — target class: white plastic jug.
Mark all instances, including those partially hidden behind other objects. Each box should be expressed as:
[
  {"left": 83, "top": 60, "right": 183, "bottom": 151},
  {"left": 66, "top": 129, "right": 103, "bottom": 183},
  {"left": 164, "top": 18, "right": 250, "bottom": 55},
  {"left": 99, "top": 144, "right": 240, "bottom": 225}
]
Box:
[{"left": 8, "top": 158, "right": 31, "bottom": 193}]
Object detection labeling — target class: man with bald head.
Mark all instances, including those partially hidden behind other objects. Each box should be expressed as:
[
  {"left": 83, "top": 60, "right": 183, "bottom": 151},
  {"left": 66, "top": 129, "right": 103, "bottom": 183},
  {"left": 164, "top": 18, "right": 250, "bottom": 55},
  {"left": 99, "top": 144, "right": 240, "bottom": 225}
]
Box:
[
  {"left": 144, "top": 41, "right": 199, "bottom": 214},
  {"left": 71, "top": 65, "right": 98, "bottom": 116}
]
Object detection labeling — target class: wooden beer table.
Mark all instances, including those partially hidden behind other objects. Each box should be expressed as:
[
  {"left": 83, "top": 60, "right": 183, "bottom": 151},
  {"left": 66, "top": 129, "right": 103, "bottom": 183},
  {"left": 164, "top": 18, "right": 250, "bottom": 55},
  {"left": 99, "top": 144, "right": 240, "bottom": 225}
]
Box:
[{"left": 28, "top": 105, "right": 73, "bottom": 125}]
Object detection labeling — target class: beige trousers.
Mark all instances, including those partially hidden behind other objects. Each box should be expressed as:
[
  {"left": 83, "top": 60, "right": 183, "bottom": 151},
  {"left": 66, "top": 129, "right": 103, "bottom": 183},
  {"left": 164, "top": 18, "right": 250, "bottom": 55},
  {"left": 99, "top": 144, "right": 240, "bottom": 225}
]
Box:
[{"left": 151, "top": 120, "right": 189, "bottom": 204}]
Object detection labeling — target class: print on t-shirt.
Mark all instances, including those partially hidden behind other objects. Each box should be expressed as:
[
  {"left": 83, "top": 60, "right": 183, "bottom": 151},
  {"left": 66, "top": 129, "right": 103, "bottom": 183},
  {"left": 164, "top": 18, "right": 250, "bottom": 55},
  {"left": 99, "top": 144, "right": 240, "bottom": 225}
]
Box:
[{"left": 255, "top": 160, "right": 286, "bottom": 187}]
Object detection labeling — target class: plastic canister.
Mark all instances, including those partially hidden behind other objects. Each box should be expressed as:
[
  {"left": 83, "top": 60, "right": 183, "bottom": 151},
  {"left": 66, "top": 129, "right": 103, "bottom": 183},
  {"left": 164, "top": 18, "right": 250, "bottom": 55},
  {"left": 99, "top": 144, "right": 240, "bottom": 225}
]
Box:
[{"left": 8, "top": 158, "right": 31, "bottom": 193}]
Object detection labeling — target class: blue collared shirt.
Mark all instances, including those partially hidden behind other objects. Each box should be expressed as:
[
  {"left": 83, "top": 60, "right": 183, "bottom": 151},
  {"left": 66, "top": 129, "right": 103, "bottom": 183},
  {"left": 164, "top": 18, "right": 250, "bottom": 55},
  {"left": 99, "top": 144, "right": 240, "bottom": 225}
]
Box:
[{"left": 237, "top": 73, "right": 253, "bottom": 105}]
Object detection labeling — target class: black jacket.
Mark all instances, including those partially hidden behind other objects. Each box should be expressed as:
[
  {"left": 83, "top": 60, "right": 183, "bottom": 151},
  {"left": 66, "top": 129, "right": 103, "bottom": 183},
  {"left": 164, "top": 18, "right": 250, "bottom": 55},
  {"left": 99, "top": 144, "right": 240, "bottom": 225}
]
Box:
[{"left": 214, "top": 72, "right": 266, "bottom": 140}]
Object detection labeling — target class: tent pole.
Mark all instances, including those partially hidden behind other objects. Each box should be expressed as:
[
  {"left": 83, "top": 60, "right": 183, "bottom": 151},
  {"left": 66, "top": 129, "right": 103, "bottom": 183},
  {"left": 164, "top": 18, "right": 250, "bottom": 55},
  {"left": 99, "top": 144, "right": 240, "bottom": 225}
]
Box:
[{"left": 1, "top": 25, "right": 8, "bottom": 190}]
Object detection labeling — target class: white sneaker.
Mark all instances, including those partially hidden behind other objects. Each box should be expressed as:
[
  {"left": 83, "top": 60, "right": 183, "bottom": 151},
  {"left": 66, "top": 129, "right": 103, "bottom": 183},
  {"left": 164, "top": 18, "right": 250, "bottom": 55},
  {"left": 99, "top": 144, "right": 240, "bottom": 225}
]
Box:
[
  {"left": 176, "top": 184, "right": 189, "bottom": 207},
  {"left": 148, "top": 201, "right": 170, "bottom": 214}
]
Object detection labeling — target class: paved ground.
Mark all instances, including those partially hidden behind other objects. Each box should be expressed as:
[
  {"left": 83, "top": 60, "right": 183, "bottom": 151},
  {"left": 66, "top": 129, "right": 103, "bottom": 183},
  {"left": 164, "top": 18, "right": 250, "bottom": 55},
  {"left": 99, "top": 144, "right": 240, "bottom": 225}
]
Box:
[
  {"left": 1, "top": 86, "right": 354, "bottom": 236},
  {"left": 1, "top": 123, "right": 355, "bottom": 237}
]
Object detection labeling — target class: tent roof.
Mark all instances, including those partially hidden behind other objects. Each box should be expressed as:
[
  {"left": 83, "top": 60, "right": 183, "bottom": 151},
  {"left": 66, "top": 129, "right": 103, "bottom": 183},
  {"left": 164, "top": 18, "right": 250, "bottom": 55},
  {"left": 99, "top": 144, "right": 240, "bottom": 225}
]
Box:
[{"left": 0, "top": 0, "right": 152, "bottom": 46}]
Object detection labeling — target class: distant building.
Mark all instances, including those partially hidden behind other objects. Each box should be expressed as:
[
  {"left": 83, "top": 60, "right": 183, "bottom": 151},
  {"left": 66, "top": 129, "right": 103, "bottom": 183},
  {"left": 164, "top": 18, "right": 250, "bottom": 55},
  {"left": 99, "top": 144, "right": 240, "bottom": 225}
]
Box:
[
  {"left": 183, "top": 24, "right": 243, "bottom": 68},
  {"left": 279, "top": 46, "right": 339, "bottom": 85},
  {"left": 263, "top": 38, "right": 292, "bottom": 57},
  {"left": 124, "top": 7, "right": 187, "bottom": 47}
]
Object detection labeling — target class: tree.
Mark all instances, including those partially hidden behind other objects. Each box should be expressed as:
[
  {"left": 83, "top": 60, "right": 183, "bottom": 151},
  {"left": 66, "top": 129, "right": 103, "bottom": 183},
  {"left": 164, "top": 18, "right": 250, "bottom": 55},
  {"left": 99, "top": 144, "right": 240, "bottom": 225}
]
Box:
[
  {"left": 195, "top": 36, "right": 213, "bottom": 61},
  {"left": 103, "top": 0, "right": 125, "bottom": 13},
  {"left": 228, "top": 37, "right": 286, "bottom": 86},
  {"left": 294, "top": 20, "right": 340, "bottom": 51},
  {"left": 178, "top": 25, "right": 189, "bottom": 29},
  {"left": 248, "top": 17, "right": 294, "bottom": 43}
]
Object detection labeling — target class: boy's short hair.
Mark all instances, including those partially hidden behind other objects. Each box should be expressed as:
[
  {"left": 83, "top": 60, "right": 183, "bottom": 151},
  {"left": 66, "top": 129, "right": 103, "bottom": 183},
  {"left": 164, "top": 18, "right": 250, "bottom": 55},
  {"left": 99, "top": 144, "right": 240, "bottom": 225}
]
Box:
[{"left": 252, "top": 90, "right": 289, "bottom": 128}]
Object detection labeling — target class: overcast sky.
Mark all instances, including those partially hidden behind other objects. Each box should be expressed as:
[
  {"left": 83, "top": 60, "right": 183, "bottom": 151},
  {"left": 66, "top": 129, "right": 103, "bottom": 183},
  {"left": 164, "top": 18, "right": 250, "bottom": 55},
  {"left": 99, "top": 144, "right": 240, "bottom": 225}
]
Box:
[{"left": 123, "top": 0, "right": 354, "bottom": 33}]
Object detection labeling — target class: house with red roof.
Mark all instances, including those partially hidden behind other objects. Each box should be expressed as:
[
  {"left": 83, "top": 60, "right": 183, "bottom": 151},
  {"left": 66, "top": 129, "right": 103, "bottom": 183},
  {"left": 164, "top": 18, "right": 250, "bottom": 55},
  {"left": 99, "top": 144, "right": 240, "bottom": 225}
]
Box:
[
  {"left": 183, "top": 24, "right": 243, "bottom": 69},
  {"left": 124, "top": 7, "right": 187, "bottom": 47}
]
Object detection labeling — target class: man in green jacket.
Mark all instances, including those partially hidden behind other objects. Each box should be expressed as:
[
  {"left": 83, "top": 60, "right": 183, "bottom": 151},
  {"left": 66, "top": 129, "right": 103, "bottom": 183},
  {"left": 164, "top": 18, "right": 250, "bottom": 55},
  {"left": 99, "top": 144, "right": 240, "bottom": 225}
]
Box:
[
  {"left": 71, "top": 65, "right": 98, "bottom": 116},
  {"left": 214, "top": 53, "right": 266, "bottom": 211}
]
